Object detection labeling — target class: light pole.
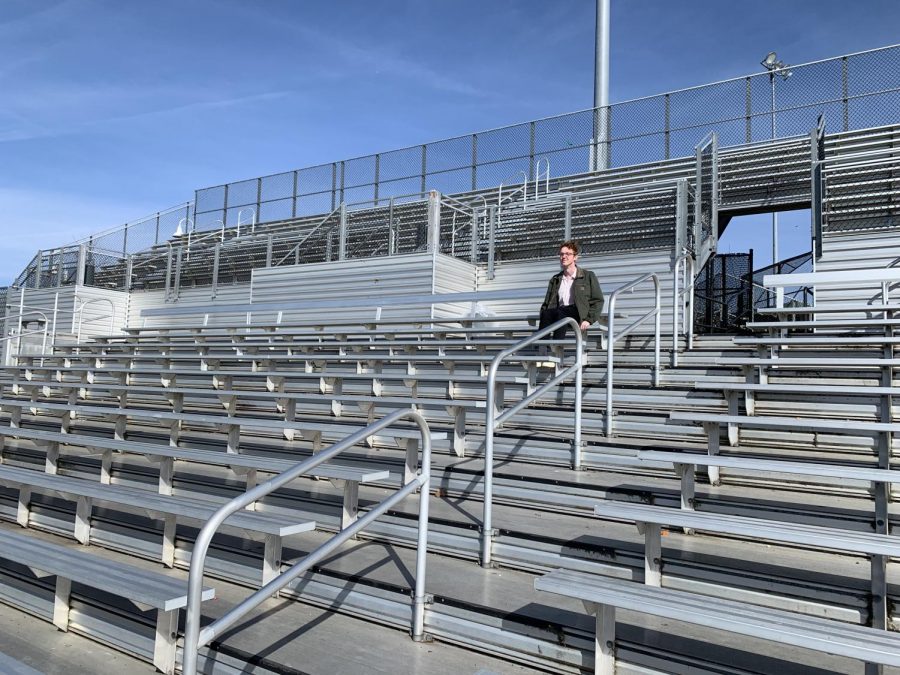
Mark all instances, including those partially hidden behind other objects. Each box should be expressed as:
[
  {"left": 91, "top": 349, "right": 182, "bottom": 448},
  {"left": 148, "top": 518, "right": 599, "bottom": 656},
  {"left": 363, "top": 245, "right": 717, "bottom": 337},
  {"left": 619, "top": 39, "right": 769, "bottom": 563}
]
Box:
[
  {"left": 593, "top": 0, "right": 610, "bottom": 170},
  {"left": 761, "top": 52, "right": 792, "bottom": 266}
]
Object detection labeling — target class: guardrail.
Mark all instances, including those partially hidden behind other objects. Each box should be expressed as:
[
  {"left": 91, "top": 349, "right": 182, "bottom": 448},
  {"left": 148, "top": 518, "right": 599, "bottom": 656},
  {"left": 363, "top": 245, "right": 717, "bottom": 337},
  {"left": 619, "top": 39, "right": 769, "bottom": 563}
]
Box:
[
  {"left": 480, "top": 316, "right": 584, "bottom": 567},
  {"left": 671, "top": 253, "right": 695, "bottom": 366},
  {"left": 606, "top": 272, "right": 661, "bottom": 436},
  {"left": 181, "top": 408, "right": 432, "bottom": 675}
]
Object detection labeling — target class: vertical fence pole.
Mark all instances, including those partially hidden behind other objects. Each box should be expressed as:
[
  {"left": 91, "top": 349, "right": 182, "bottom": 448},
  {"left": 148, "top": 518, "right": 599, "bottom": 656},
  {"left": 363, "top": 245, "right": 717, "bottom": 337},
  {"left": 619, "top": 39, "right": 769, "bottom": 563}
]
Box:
[
  {"left": 388, "top": 197, "right": 396, "bottom": 255},
  {"left": 841, "top": 56, "right": 849, "bottom": 132},
  {"left": 338, "top": 203, "right": 348, "bottom": 260},
  {"left": 35, "top": 250, "right": 42, "bottom": 289},
  {"left": 256, "top": 178, "right": 262, "bottom": 223},
  {"left": 292, "top": 170, "right": 299, "bottom": 219},
  {"left": 745, "top": 77, "right": 752, "bottom": 144},
  {"left": 563, "top": 194, "right": 573, "bottom": 240},
  {"left": 211, "top": 245, "right": 220, "bottom": 299},
  {"left": 339, "top": 161, "right": 346, "bottom": 206},
  {"left": 471, "top": 134, "right": 478, "bottom": 191},
  {"left": 487, "top": 206, "right": 497, "bottom": 280},
  {"left": 76, "top": 245, "right": 87, "bottom": 287},
  {"left": 420, "top": 145, "right": 427, "bottom": 196},
  {"left": 664, "top": 94, "right": 671, "bottom": 160},
  {"left": 122, "top": 224, "right": 129, "bottom": 256},
  {"left": 374, "top": 154, "right": 381, "bottom": 206},
  {"left": 331, "top": 163, "right": 337, "bottom": 211},
  {"left": 529, "top": 122, "right": 536, "bottom": 180},
  {"left": 155, "top": 212, "right": 161, "bottom": 246},
  {"left": 125, "top": 256, "right": 133, "bottom": 291}
]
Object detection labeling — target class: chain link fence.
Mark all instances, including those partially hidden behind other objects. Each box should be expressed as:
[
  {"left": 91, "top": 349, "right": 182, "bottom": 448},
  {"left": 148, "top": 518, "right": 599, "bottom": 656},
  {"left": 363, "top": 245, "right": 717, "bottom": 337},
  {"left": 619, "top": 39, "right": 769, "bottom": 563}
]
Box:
[
  {"left": 751, "top": 250, "right": 814, "bottom": 310},
  {"left": 9, "top": 45, "right": 900, "bottom": 291},
  {"left": 196, "top": 45, "right": 900, "bottom": 230}
]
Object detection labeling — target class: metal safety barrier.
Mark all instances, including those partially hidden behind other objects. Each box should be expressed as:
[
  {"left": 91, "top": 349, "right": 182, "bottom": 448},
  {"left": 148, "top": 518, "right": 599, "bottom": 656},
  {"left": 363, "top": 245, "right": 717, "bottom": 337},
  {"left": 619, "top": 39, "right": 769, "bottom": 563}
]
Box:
[
  {"left": 606, "top": 273, "right": 661, "bottom": 436},
  {"left": 671, "top": 253, "right": 695, "bottom": 366},
  {"left": 481, "top": 316, "right": 584, "bottom": 567},
  {"left": 182, "top": 408, "right": 433, "bottom": 675}
]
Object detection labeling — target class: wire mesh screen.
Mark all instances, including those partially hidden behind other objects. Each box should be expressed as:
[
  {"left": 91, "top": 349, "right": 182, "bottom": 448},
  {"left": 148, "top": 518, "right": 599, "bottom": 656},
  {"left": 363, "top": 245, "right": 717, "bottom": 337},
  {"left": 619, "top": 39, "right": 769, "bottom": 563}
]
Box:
[
  {"left": 193, "top": 45, "right": 900, "bottom": 230},
  {"left": 694, "top": 252, "right": 754, "bottom": 333},
  {"left": 84, "top": 247, "right": 128, "bottom": 290},
  {"left": 751, "top": 251, "right": 814, "bottom": 309}
]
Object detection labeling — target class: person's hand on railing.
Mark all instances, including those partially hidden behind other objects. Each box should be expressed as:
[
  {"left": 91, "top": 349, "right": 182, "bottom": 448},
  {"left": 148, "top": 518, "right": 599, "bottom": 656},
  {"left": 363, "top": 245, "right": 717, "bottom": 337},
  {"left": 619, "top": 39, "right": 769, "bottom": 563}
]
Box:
[{"left": 579, "top": 320, "right": 590, "bottom": 331}]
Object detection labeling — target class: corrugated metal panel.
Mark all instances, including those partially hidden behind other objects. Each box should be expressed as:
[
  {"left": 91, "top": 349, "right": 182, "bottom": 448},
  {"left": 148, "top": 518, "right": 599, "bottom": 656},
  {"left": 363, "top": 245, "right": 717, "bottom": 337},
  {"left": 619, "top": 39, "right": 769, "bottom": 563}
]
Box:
[
  {"left": 476, "top": 250, "right": 675, "bottom": 333},
  {"left": 128, "top": 284, "right": 252, "bottom": 328},
  {"left": 250, "top": 253, "right": 437, "bottom": 323},
  {"left": 433, "top": 254, "right": 477, "bottom": 318},
  {"left": 815, "top": 230, "right": 900, "bottom": 309},
  {"left": 72, "top": 287, "right": 129, "bottom": 338}
]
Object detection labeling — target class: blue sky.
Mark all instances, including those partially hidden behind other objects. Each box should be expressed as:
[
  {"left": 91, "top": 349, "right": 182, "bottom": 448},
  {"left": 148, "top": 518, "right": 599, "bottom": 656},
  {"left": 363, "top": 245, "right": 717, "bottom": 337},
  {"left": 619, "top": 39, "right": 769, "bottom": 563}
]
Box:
[{"left": 2, "top": 0, "right": 900, "bottom": 284}]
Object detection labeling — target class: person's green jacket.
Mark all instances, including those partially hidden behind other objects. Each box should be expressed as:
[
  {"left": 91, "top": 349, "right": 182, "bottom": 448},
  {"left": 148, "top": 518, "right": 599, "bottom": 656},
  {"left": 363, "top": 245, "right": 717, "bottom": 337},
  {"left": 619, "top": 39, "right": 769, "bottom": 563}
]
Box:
[{"left": 540, "top": 267, "right": 604, "bottom": 324}]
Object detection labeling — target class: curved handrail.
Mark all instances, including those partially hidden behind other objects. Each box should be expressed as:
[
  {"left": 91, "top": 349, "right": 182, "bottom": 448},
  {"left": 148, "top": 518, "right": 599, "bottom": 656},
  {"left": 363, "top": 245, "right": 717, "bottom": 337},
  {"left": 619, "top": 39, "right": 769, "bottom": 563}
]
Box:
[
  {"left": 236, "top": 208, "right": 257, "bottom": 236},
  {"left": 605, "top": 272, "right": 661, "bottom": 436},
  {"left": 533, "top": 157, "right": 551, "bottom": 200},
  {"left": 481, "top": 316, "right": 583, "bottom": 567},
  {"left": 182, "top": 408, "right": 432, "bottom": 675},
  {"left": 4, "top": 311, "right": 49, "bottom": 363},
  {"left": 73, "top": 297, "right": 117, "bottom": 342},
  {"left": 671, "top": 252, "right": 695, "bottom": 367}
]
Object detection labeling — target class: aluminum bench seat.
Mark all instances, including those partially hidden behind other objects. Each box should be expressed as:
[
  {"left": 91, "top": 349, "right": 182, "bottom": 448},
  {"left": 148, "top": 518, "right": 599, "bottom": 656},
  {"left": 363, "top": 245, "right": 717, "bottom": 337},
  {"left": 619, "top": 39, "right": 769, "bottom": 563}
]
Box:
[
  {"left": 534, "top": 569, "right": 900, "bottom": 674},
  {"left": 693, "top": 381, "right": 900, "bottom": 416},
  {"left": 669, "top": 410, "right": 900, "bottom": 446},
  {"left": 8, "top": 363, "right": 530, "bottom": 389},
  {"left": 0, "top": 527, "right": 215, "bottom": 673},
  {"left": 745, "top": 318, "right": 900, "bottom": 331},
  {"left": 717, "top": 356, "right": 900, "bottom": 368},
  {"left": 733, "top": 336, "right": 900, "bottom": 346},
  {"left": 638, "top": 449, "right": 900, "bottom": 513},
  {"left": 756, "top": 304, "right": 900, "bottom": 315},
  {"left": 14, "top": 379, "right": 483, "bottom": 455},
  {"left": 121, "top": 315, "right": 536, "bottom": 338},
  {"left": 0, "top": 424, "right": 389, "bottom": 493},
  {"left": 589, "top": 499, "right": 900, "bottom": 635},
  {"left": 0, "top": 398, "right": 446, "bottom": 454},
  {"left": 0, "top": 462, "right": 315, "bottom": 585}
]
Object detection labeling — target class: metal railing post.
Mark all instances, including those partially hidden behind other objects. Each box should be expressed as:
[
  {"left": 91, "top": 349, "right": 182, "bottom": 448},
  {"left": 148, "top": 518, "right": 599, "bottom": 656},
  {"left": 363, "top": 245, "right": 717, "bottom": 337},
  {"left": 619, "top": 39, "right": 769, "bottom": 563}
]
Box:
[{"left": 605, "top": 273, "right": 661, "bottom": 436}]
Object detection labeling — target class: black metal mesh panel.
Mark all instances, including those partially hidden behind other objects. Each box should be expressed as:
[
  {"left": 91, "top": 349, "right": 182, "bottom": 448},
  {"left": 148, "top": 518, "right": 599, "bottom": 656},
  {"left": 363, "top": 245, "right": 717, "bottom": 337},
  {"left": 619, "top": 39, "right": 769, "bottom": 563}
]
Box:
[
  {"left": 751, "top": 251, "right": 813, "bottom": 309},
  {"left": 694, "top": 252, "right": 754, "bottom": 333},
  {"left": 84, "top": 247, "right": 128, "bottom": 290}
]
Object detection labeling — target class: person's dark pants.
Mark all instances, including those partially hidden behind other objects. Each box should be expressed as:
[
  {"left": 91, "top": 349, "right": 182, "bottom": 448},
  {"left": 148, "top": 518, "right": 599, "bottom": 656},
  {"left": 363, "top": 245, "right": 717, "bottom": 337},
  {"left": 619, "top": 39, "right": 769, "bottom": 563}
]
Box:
[{"left": 539, "top": 305, "right": 580, "bottom": 339}]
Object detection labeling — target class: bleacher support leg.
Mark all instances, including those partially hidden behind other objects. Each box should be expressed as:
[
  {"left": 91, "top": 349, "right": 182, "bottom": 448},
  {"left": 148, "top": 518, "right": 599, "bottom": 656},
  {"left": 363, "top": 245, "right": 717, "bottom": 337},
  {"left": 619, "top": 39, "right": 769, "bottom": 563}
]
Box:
[
  {"left": 703, "top": 421, "right": 721, "bottom": 485},
  {"left": 636, "top": 521, "right": 662, "bottom": 586},
  {"left": 342, "top": 480, "right": 359, "bottom": 533},
  {"left": 52, "top": 576, "right": 72, "bottom": 631},
  {"left": 590, "top": 602, "right": 616, "bottom": 675},
  {"left": 153, "top": 609, "right": 178, "bottom": 675}
]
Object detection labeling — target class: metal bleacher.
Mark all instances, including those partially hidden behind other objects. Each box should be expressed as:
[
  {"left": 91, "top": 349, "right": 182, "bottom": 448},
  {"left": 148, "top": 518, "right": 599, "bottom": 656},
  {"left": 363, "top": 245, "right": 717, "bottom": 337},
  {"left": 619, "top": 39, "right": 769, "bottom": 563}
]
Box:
[{"left": 2, "top": 46, "right": 900, "bottom": 675}]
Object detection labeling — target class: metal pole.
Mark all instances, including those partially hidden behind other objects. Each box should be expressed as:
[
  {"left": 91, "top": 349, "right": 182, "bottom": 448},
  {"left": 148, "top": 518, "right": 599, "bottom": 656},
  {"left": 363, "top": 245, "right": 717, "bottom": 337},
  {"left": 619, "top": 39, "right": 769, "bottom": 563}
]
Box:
[
  {"left": 770, "top": 72, "right": 778, "bottom": 265},
  {"left": 593, "top": 0, "right": 611, "bottom": 170}
]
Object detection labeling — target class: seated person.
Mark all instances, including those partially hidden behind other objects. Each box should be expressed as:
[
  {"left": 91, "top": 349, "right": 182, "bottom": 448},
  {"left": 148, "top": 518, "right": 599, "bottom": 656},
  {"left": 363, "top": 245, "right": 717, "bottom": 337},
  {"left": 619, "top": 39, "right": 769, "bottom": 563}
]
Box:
[{"left": 539, "top": 240, "right": 604, "bottom": 339}]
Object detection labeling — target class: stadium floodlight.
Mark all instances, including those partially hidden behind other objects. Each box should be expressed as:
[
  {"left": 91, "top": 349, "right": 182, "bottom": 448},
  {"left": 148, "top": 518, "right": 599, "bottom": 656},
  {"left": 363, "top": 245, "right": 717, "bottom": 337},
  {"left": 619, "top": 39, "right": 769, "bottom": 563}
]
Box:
[
  {"left": 760, "top": 51, "right": 793, "bottom": 264},
  {"left": 760, "top": 51, "right": 792, "bottom": 80}
]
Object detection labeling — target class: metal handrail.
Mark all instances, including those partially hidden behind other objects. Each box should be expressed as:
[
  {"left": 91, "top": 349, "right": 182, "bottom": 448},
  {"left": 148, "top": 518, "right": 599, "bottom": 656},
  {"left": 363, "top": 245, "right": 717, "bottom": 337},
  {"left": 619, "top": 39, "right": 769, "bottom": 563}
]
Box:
[
  {"left": 73, "top": 297, "right": 117, "bottom": 343},
  {"left": 481, "top": 316, "right": 583, "bottom": 567},
  {"left": 182, "top": 408, "right": 432, "bottom": 675},
  {"left": 3, "top": 311, "right": 49, "bottom": 363},
  {"left": 605, "top": 272, "right": 661, "bottom": 436},
  {"left": 671, "top": 253, "right": 695, "bottom": 366},
  {"left": 533, "top": 158, "right": 551, "bottom": 201},
  {"left": 273, "top": 204, "right": 343, "bottom": 266},
  {"left": 236, "top": 208, "right": 257, "bottom": 236},
  {"left": 498, "top": 171, "right": 528, "bottom": 208}
]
